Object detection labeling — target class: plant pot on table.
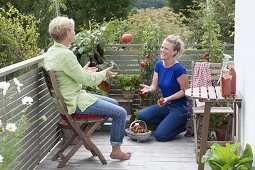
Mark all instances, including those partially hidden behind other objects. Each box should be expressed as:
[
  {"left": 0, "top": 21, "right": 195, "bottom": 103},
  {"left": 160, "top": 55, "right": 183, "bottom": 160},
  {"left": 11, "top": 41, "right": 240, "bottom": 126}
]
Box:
[{"left": 122, "top": 89, "right": 135, "bottom": 99}]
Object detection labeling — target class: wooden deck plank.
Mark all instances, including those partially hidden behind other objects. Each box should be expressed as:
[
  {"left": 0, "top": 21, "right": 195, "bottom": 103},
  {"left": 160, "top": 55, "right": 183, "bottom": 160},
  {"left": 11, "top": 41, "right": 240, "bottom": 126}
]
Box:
[{"left": 34, "top": 131, "right": 212, "bottom": 170}]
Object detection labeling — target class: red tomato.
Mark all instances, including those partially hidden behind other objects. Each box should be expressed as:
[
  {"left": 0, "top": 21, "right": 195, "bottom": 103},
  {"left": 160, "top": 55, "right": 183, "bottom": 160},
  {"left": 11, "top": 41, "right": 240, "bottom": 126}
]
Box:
[
  {"left": 121, "top": 34, "right": 133, "bottom": 43},
  {"left": 158, "top": 97, "right": 164, "bottom": 106},
  {"left": 138, "top": 87, "right": 143, "bottom": 96},
  {"left": 140, "top": 61, "right": 146, "bottom": 68},
  {"left": 203, "top": 52, "right": 209, "bottom": 61}
]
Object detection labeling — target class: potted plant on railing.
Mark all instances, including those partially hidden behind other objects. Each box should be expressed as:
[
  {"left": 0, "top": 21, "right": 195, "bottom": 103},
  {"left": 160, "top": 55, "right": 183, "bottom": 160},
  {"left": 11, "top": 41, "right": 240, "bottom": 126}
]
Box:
[{"left": 115, "top": 74, "right": 140, "bottom": 99}]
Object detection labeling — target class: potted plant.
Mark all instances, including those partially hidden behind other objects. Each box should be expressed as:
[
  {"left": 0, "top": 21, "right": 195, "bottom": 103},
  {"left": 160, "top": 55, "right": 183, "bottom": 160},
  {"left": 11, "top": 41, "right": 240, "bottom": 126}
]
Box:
[
  {"left": 69, "top": 21, "right": 117, "bottom": 94},
  {"left": 209, "top": 114, "right": 231, "bottom": 141},
  {"left": 115, "top": 74, "right": 140, "bottom": 99},
  {"left": 202, "top": 142, "right": 255, "bottom": 170}
]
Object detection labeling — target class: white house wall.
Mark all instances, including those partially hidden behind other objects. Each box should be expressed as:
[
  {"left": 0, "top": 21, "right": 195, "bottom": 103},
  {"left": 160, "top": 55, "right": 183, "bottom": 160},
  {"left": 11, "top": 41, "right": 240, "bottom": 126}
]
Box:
[{"left": 235, "top": 0, "right": 255, "bottom": 157}]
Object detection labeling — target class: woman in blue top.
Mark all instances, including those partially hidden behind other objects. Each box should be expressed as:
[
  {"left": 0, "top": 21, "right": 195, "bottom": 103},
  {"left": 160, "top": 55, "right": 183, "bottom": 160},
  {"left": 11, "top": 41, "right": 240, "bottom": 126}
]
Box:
[{"left": 138, "top": 35, "right": 189, "bottom": 141}]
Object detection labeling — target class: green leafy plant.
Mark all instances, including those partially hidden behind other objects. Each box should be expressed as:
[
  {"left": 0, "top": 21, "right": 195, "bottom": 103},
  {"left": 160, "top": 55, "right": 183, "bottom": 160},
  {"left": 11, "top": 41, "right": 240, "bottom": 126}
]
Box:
[
  {"left": 0, "top": 78, "right": 47, "bottom": 170},
  {"left": 202, "top": 143, "right": 255, "bottom": 170},
  {"left": 138, "top": 18, "right": 161, "bottom": 106},
  {"left": 0, "top": 4, "right": 40, "bottom": 79},
  {"left": 69, "top": 21, "right": 112, "bottom": 69},
  {"left": 115, "top": 74, "right": 140, "bottom": 91},
  {"left": 201, "top": 0, "right": 225, "bottom": 63}
]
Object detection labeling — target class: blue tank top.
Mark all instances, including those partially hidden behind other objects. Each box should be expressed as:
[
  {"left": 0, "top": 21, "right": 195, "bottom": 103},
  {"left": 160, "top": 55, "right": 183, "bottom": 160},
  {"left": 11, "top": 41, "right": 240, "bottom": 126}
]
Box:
[{"left": 154, "top": 60, "right": 187, "bottom": 106}]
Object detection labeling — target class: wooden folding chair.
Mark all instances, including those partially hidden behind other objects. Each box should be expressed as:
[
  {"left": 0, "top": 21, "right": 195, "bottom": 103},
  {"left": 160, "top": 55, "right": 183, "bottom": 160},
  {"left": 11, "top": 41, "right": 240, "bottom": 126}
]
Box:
[{"left": 43, "top": 69, "right": 107, "bottom": 168}]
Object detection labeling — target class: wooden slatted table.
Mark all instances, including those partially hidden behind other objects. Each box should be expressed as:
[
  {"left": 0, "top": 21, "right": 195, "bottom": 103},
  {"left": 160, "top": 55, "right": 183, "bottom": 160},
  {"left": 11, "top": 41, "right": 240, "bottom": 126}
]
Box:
[{"left": 185, "top": 86, "right": 242, "bottom": 170}]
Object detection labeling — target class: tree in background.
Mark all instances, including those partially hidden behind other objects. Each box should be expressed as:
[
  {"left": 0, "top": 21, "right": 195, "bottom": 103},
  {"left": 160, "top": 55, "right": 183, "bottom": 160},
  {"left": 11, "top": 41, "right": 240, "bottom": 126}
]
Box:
[
  {"left": 167, "top": 0, "right": 194, "bottom": 17},
  {"left": 104, "top": 7, "right": 191, "bottom": 44},
  {"left": 62, "top": 0, "right": 136, "bottom": 31},
  {"left": 136, "top": 0, "right": 167, "bottom": 9},
  {"left": 0, "top": 4, "right": 40, "bottom": 69},
  {"left": 187, "top": 0, "right": 234, "bottom": 44},
  {"left": 0, "top": 0, "right": 136, "bottom": 49}
]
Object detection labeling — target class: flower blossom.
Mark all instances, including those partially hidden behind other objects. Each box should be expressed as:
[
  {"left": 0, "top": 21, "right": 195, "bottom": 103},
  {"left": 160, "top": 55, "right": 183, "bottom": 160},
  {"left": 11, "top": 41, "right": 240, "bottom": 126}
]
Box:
[
  {"left": 6, "top": 123, "right": 17, "bottom": 132},
  {"left": 14, "top": 78, "right": 23, "bottom": 93},
  {"left": 41, "top": 115, "right": 48, "bottom": 121},
  {"left": 21, "top": 96, "right": 33, "bottom": 106},
  {"left": 0, "top": 81, "right": 10, "bottom": 96},
  {"left": 0, "top": 154, "right": 3, "bottom": 163}
]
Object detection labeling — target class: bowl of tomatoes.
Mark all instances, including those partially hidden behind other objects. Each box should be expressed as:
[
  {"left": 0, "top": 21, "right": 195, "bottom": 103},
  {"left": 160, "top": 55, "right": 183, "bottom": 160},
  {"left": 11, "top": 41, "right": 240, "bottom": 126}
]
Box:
[{"left": 125, "top": 120, "right": 151, "bottom": 142}]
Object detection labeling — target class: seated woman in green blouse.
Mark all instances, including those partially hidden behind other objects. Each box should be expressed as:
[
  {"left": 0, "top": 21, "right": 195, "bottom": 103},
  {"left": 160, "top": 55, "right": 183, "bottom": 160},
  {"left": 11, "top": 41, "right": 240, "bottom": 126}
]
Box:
[{"left": 44, "top": 16, "right": 131, "bottom": 160}]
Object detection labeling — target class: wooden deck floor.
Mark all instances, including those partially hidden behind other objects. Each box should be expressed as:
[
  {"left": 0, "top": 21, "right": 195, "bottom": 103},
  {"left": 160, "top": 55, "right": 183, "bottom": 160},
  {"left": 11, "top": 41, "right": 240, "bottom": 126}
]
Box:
[{"left": 35, "top": 131, "right": 209, "bottom": 170}]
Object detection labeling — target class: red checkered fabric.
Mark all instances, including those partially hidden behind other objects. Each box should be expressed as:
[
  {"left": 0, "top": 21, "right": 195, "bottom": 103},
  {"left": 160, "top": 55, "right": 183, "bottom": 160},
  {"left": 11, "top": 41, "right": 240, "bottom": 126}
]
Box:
[{"left": 191, "top": 62, "right": 212, "bottom": 88}]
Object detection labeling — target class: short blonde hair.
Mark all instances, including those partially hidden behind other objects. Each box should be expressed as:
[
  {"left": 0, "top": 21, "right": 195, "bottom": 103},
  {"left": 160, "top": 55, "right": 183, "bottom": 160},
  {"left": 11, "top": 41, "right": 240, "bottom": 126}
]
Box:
[
  {"left": 164, "top": 35, "right": 184, "bottom": 57},
  {"left": 48, "top": 16, "right": 74, "bottom": 42}
]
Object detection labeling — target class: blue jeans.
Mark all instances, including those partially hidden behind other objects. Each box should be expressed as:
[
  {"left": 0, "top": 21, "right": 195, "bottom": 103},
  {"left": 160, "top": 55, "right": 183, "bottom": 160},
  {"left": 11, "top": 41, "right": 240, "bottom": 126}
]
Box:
[
  {"left": 75, "top": 94, "right": 127, "bottom": 147},
  {"left": 138, "top": 103, "right": 187, "bottom": 141}
]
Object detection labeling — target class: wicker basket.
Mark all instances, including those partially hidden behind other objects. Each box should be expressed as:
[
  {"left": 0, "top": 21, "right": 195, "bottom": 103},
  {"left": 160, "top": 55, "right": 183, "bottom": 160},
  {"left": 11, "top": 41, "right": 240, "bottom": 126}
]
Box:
[{"left": 125, "top": 120, "right": 151, "bottom": 142}]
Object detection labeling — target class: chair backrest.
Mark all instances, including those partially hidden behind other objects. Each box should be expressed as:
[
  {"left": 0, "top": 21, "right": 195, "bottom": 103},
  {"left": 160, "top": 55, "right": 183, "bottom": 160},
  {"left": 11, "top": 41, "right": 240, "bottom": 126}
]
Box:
[{"left": 42, "top": 68, "right": 69, "bottom": 116}]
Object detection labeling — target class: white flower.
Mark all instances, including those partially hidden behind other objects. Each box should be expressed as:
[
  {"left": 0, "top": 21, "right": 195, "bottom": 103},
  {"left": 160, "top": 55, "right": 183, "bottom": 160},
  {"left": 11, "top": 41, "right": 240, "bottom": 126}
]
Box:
[
  {"left": 21, "top": 96, "right": 33, "bottom": 105},
  {"left": 6, "top": 123, "right": 17, "bottom": 132},
  {"left": 14, "top": 78, "right": 23, "bottom": 93},
  {"left": 41, "top": 115, "right": 47, "bottom": 121},
  {"left": 0, "top": 155, "right": 3, "bottom": 163},
  {"left": 0, "top": 81, "right": 10, "bottom": 95}
]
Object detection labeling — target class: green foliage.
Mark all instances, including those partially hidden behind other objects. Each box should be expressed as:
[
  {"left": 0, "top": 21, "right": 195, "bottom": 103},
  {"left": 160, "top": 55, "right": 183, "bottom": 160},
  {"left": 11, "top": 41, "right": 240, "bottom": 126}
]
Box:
[
  {"left": 187, "top": 0, "right": 234, "bottom": 44},
  {"left": 138, "top": 19, "right": 161, "bottom": 106},
  {"left": 209, "top": 114, "right": 230, "bottom": 130},
  {"left": 0, "top": 114, "right": 27, "bottom": 170},
  {"left": 167, "top": 0, "right": 194, "bottom": 17},
  {"left": 202, "top": 143, "right": 255, "bottom": 170},
  {"left": 62, "top": 0, "right": 136, "bottom": 32},
  {"left": 115, "top": 74, "right": 140, "bottom": 90},
  {"left": 69, "top": 22, "right": 112, "bottom": 68},
  {"left": 0, "top": 3, "right": 40, "bottom": 68},
  {"left": 83, "top": 86, "right": 106, "bottom": 96},
  {"left": 0, "top": 78, "right": 40, "bottom": 170},
  {"left": 103, "top": 7, "right": 191, "bottom": 44},
  {"left": 201, "top": 0, "right": 225, "bottom": 63}
]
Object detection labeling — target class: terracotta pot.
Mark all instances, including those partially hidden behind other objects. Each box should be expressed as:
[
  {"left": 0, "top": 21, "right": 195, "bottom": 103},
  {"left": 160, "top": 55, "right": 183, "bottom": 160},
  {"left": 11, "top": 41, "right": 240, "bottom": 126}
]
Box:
[
  {"left": 215, "top": 124, "right": 229, "bottom": 141},
  {"left": 122, "top": 90, "right": 135, "bottom": 99},
  {"left": 98, "top": 81, "right": 109, "bottom": 95}
]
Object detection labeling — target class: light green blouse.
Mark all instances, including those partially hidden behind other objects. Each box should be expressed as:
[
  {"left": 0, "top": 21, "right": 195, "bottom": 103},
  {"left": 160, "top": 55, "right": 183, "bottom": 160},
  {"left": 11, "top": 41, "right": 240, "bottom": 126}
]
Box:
[{"left": 43, "top": 43, "right": 107, "bottom": 114}]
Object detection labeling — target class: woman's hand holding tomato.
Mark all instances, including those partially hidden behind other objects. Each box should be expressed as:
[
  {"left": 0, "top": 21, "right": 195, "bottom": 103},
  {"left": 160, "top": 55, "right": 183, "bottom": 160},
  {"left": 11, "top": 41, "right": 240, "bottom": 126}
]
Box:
[{"left": 157, "top": 97, "right": 166, "bottom": 107}]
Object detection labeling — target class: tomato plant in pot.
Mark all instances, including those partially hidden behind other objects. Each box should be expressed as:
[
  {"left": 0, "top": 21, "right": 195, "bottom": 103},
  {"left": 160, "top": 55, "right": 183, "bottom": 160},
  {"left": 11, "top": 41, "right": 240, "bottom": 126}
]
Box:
[
  {"left": 208, "top": 114, "right": 231, "bottom": 141},
  {"left": 69, "top": 21, "right": 117, "bottom": 95},
  {"left": 115, "top": 74, "right": 140, "bottom": 99},
  {"left": 138, "top": 18, "right": 162, "bottom": 107}
]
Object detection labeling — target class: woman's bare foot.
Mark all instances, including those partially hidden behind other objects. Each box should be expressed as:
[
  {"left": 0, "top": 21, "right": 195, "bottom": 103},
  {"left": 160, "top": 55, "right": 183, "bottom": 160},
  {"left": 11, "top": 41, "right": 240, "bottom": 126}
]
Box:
[{"left": 110, "top": 151, "right": 131, "bottom": 160}]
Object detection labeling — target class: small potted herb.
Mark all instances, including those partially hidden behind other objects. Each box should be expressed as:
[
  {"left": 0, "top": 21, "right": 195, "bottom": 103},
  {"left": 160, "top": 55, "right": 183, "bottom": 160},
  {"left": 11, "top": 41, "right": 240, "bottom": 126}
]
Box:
[{"left": 115, "top": 74, "right": 140, "bottom": 99}]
